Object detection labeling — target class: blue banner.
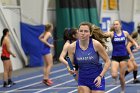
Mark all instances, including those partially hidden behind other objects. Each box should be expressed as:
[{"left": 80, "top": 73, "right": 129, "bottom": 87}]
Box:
[
  {"left": 121, "top": 21, "right": 134, "bottom": 34},
  {"left": 20, "top": 22, "right": 45, "bottom": 67},
  {"left": 101, "top": 17, "right": 111, "bottom": 32}
]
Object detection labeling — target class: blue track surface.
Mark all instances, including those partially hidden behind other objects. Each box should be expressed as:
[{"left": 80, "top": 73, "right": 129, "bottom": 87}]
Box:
[{"left": 0, "top": 51, "right": 140, "bottom": 93}]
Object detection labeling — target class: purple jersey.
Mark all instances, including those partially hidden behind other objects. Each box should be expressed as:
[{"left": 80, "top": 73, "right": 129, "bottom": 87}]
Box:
[
  {"left": 74, "top": 38, "right": 102, "bottom": 79},
  {"left": 112, "top": 31, "right": 127, "bottom": 56}
]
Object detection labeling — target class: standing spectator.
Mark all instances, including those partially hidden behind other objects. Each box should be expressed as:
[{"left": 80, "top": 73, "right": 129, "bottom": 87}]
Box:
[
  {"left": 1, "top": 28, "right": 16, "bottom": 87},
  {"left": 39, "top": 23, "right": 54, "bottom": 86}
]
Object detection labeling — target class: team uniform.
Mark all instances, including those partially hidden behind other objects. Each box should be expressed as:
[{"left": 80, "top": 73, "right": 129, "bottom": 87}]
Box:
[
  {"left": 1, "top": 44, "right": 10, "bottom": 61},
  {"left": 111, "top": 31, "right": 129, "bottom": 62},
  {"left": 74, "top": 38, "right": 105, "bottom": 90},
  {"left": 42, "top": 37, "right": 53, "bottom": 55},
  {"left": 1, "top": 43, "right": 16, "bottom": 87}
]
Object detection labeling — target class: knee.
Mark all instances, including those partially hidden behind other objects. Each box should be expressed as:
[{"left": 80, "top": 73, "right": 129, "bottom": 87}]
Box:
[
  {"left": 4, "top": 68, "right": 9, "bottom": 73},
  {"left": 128, "top": 66, "right": 134, "bottom": 72},
  {"left": 3, "top": 70, "right": 8, "bottom": 75},
  {"left": 50, "top": 64, "right": 53, "bottom": 67},
  {"left": 128, "top": 68, "right": 134, "bottom": 72},
  {"left": 3, "top": 71, "right": 8, "bottom": 74},
  {"left": 48, "top": 63, "right": 53, "bottom": 67},
  {"left": 45, "top": 63, "right": 53, "bottom": 68},
  {"left": 134, "top": 64, "right": 138, "bottom": 70},
  {"left": 9, "top": 67, "right": 13, "bottom": 72},
  {"left": 111, "top": 73, "right": 118, "bottom": 79}
]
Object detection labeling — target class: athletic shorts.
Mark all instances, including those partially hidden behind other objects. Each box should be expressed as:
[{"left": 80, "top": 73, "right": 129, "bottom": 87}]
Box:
[
  {"left": 78, "top": 77, "right": 105, "bottom": 91},
  {"left": 111, "top": 56, "right": 129, "bottom": 62},
  {"left": 1, "top": 56, "right": 10, "bottom": 61},
  {"left": 42, "top": 47, "right": 51, "bottom": 55}
]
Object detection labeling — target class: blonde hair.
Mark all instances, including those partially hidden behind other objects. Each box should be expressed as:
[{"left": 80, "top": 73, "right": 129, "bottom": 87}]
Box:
[
  {"left": 45, "top": 23, "right": 53, "bottom": 31},
  {"left": 44, "top": 23, "right": 53, "bottom": 35}
]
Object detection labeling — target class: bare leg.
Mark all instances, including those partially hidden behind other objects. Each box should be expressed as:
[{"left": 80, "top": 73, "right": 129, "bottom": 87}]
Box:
[
  {"left": 3, "top": 60, "right": 10, "bottom": 82},
  {"left": 119, "top": 61, "right": 127, "bottom": 93},
  {"left": 111, "top": 61, "right": 119, "bottom": 84},
  {"left": 43, "top": 53, "right": 53, "bottom": 79},
  {"left": 78, "top": 86, "right": 90, "bottom": 93},
  {"left": 8, "top": 60, "right": 12, "bottom": 79}
]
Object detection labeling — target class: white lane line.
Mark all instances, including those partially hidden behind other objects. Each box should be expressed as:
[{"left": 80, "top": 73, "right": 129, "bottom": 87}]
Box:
[
  {"left": 0, "top": 87, "right": 43, "bottom": 92},
  {"left": 106, "top": 83, "right": 140, "bottom": 87},
  {"left": 46, "top": 87, "right": 76, "bottom": 89},
  {"left": 105, "top": 75, "right": 112, "bottom": 79},
  {"left": 6, "top": 73, "right": 70, "bottom": 93},
  {"left": 68, "top": 89, "right": 77, "bottom": 93},
  {"left": 34, "top": 79, "right": 75, "bottom": 93},
  {"left": 105, "top": 75, "right": 140, "bottom": 93},
  {"left": 0, "top": 68, "right": 67, "bottom": 88},
  {"left": 0, "top": 87, "right": 77, "bottom": 92}
]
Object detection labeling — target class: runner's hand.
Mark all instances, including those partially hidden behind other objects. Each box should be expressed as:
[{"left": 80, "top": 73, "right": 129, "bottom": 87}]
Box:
[
  {"left": 94, "top": 76, "right": 102, "bottom": 88},
  {"left": 12, "top": 54, "right": 16, "bottom": 57},
  {"left": 67, "top": 66, "right": 76, "bottom": 75}
]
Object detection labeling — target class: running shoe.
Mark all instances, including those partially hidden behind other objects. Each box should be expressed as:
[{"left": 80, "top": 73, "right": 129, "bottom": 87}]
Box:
[
  {"left": 3, "top": 82, "right": 11, "bottom": 88},
  {"left": 43, "top": 79, "right": 53, "bottom": 86},
  {"left": 133, "top": 79, "right": 140, "bottom": 83}
]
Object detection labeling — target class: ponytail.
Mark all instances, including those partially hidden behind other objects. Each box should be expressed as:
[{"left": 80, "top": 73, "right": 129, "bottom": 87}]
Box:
[
  {"left": 1, "top": 36, "right": 4, "bottom": 46},
  {"left": 0, "top": 28, "right": 9, "bottom": 46},
  {"left": 91, "top": 25, "right": 108, "bottom": 49}
]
